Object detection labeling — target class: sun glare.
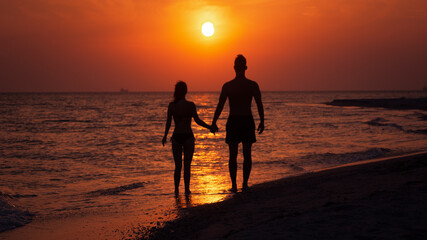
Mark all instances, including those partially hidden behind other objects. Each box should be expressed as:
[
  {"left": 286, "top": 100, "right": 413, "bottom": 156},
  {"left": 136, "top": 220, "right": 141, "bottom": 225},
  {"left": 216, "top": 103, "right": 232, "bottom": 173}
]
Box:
[{"left": 201, "top": 22, "right": 214, "bottom": 37}]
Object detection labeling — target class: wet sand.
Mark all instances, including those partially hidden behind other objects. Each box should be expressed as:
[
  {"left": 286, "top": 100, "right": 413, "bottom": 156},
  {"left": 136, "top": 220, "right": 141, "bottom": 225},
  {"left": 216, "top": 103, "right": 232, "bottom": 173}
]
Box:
[{"left": 142, "top": 152, "right": 427, "bottom": 239}]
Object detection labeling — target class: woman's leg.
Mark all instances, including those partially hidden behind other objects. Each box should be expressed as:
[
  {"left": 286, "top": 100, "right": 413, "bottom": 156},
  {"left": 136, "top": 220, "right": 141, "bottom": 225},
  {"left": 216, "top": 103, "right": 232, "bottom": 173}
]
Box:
[
  {"left": 172, "top": 141, "right": 183, "bottom": 194},
  {"left": 182, "top": 138, "right": 195, "bottom": 194}
]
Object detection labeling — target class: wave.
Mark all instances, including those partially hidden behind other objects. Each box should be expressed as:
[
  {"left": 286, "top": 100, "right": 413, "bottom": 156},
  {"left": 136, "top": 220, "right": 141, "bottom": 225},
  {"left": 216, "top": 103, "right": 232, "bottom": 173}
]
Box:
[
  {"left": 365, "top": 117, "right": 427, "bottom": 135},
  {"left": 260, "top": 148, "right": 392, "bottom": 173},
  {"left": 419, "top": 114, "right": 427, "bottom": 121},
  {"left": 87, "top": 182, "right": 145, "bottom": 197},
  {"left": 365, "top": 117, "right": 404, "bottom": 130},
  {"left": 131, "top": 102, "right": 147, "bottom": 107},
  {"left": 42, "top": 119, "right": 95, "bottom": 123},
  {"left": 0, "top": 138, "right": 43, "bottom": 145},
  {"left": 0, "top": 150, "right": 111, "bottom": 161},
  {"left": 112, "top": 123, "right": 138, "bottom": 127},
  {"left": 78, "top": 106, "right": 102, "bottom": 112},
  {"left": 0, "top": 193, "right": 33, "bottom": 232},
  {"left": 300, "top": 148, "right": 392, "bottom": 167},
  {"left": 407, "top": 129, "right": 427, "bottom": 135},
  {"left": 403, "top": 112, "right": 427, "bottom": 121}
]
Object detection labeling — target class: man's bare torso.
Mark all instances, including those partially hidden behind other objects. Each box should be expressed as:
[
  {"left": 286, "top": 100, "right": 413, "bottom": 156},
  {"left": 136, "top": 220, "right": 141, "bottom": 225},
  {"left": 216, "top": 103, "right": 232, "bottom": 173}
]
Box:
[{"left": 222, "top": 77, "right": 260, "bottom": 117}]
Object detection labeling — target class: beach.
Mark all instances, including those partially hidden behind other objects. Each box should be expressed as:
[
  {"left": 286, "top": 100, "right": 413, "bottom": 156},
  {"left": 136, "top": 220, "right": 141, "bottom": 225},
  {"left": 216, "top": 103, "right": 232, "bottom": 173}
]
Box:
[{"left": 142, "top": 151, "right": 427, "bottom": 239}]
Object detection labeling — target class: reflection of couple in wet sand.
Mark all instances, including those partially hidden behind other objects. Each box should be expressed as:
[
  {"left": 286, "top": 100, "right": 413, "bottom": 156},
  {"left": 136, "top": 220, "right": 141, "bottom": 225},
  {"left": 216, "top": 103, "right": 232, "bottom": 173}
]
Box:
[{"left": 162, "top": 55, "right": 264, "bottom": 194}]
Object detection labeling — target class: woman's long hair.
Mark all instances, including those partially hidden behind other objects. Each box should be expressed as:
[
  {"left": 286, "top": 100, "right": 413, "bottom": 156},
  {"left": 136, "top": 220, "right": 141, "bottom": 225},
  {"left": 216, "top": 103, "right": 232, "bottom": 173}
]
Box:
[{"left": 174, "top": 81, "right": 187, "bottom": 102}]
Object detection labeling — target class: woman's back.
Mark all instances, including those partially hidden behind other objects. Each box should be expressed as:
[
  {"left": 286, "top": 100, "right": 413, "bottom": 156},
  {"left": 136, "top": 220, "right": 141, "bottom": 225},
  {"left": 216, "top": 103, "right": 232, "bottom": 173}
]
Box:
[{"left": 170, "top": 100, "right": 194, "bottom": 134}]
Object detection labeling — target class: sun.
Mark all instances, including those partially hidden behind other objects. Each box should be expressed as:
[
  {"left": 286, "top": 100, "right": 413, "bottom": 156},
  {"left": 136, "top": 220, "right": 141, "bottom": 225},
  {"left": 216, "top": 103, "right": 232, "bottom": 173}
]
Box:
[{"left": 201, "top": 22, "right": 214, "bottom": 37}]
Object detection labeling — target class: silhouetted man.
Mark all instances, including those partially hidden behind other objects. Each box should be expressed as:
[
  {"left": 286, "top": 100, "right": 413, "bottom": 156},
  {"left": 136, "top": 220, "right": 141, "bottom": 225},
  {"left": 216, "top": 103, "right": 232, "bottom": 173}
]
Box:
[{"left": 211, "top": 54, "right": 264, "bottom": 192}]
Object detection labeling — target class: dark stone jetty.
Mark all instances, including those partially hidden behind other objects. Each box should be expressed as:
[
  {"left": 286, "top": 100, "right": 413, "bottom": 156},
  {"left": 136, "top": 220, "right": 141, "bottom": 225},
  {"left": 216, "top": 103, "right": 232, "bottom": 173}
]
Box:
[{"left": 327, "top": 97, "right": 427, "bottom": 111}]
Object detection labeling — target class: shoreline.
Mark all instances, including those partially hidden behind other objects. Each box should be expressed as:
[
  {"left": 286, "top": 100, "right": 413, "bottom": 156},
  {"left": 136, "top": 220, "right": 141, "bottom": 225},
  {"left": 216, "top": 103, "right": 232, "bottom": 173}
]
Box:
[
  {"left": 1, "top": 151, "right": 426, "bottom": 240},
  {"left": 141, "top": 151, "right": 427, "bottom": 239}
]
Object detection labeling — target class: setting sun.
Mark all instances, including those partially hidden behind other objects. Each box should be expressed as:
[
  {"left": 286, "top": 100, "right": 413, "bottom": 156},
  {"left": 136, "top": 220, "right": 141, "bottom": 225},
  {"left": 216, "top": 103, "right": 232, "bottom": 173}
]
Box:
[{"left": 201, "top": 22, "right": 214, "bottom": 37}]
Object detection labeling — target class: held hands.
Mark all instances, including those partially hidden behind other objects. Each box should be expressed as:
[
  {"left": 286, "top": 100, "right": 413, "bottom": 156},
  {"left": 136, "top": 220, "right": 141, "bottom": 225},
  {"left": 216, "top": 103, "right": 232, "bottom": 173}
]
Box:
[
  {"left": 257, "top": 121, "right": 264, "bottom": 134},
  {"left": 210, "top": 123, "right": 219, "bottom": 134},
  {"left": 163, "top": 122, "right": 261, "bottom": 145}
]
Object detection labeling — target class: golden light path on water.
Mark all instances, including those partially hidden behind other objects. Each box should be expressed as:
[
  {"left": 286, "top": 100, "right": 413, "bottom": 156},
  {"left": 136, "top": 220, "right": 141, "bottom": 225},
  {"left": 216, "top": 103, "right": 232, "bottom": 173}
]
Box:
[
  {"left": 187, "top": 130, "right": 230, "bottom": 205},
  {"left": 180, "top": 94, "right": 232, "bottom": 205}
]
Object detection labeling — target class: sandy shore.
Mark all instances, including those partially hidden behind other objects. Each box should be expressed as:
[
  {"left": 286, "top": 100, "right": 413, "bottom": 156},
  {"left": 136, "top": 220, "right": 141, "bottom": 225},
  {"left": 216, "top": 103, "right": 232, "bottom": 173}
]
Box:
[{"left": 142, "top": 152, "right": 427, "bottom": 239}]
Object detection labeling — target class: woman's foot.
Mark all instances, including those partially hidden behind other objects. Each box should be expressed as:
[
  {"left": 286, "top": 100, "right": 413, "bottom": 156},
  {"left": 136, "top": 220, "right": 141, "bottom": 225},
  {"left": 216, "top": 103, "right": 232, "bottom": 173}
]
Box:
[
  {"left": 242, "top": 183, "right": 249, "bottom": 191},
  {"left": 230, "top": 184, "right": 238, "bottom": 193},
  {"left": 185, "top": 189, "right": 191, "bottom": 194}
]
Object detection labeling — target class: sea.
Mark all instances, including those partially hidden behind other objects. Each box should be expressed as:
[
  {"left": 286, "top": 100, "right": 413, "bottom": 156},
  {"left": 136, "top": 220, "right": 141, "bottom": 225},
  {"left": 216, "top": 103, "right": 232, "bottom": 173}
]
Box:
[{"left": 0, "top": 91, "right": 426, "bottom": 239}]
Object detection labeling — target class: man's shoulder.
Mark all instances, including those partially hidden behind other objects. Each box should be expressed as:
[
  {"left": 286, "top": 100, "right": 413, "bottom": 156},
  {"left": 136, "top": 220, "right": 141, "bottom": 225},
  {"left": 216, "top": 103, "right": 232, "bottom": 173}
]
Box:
[
  {"left": 224, "top": 78, "right": 257, "bottom": 85},
  {"left": 222, "top": 78, "right": 259, "bottom": 92},
  {"left": 221, "top": 80, "right": 235, "bottom": 92},
  {"left": 245, "top": 78, "right": 259, "bottom": 86},
  {"left": 223, "top": 79, "right": 234, "bottom": 87}
]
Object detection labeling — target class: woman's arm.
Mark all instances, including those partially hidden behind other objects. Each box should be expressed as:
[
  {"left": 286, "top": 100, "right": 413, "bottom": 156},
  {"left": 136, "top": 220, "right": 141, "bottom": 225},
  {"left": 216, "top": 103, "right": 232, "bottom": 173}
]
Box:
[
  {"left": 192, "top": 103, "right": 211, "bottom": 130},
  {"left": 162, "top": 103, "right": 173, "bottom": 146}
]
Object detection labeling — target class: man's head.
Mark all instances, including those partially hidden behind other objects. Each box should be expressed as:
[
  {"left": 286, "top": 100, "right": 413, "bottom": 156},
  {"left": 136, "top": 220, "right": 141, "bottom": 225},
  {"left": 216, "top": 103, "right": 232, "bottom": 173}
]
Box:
[{"left": 234, "top": 54, "right": 247, "bottom": 72}]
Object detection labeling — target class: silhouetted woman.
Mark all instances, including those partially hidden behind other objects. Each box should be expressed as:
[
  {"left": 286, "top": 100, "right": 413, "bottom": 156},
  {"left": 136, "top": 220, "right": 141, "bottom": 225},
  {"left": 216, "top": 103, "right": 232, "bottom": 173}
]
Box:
[{"left": 162, "top": 81, "right": 211, "bottom": 194}]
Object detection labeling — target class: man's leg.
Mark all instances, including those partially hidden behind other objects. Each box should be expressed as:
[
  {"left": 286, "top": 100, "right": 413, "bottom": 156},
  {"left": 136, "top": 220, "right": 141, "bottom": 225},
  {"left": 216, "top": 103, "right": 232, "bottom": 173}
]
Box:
[
  {"left": 242, "top": 142, "right": 252, "bottom": 190},
  {"left": 228, "top": 142, "right": 238, "bottom": 192}
]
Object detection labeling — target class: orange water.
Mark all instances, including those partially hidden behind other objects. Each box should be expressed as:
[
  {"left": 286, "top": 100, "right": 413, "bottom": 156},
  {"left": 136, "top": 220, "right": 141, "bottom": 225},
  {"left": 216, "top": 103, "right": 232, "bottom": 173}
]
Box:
[{"left": 0, "top": 91, "right": 426, "bottom": 239}]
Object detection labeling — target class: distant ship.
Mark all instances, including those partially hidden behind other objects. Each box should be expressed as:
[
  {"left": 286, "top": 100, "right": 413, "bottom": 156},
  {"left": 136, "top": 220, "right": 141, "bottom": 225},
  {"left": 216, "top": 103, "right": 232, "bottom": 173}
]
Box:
[{"left": 120, "top": 88, "right": 129, "bottom": 93}]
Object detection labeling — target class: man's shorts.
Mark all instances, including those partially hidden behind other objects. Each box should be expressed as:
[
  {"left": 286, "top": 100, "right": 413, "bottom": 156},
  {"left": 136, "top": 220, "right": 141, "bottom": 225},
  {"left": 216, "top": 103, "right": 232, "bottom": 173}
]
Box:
[{"left": 226, "top": 115, "right": 256, "bottom": 144}]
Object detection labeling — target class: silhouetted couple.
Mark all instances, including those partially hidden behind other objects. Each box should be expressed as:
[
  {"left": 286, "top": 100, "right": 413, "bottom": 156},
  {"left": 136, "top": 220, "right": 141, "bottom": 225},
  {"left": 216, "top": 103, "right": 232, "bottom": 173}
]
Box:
[{"left": 162, "top": 55, "right": 264, "bottom": 194}]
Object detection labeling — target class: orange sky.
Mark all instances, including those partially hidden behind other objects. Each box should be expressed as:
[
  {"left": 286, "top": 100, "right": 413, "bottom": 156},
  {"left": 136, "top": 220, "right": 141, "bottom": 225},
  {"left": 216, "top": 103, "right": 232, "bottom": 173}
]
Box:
[{"left": 1, "top": 0, "right": 426, "bottom": 91}]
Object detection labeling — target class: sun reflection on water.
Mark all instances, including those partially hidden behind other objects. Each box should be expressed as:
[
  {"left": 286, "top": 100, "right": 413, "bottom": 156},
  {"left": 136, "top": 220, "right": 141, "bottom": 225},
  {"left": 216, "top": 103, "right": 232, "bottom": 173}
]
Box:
[{"left": 186, "top": 143, "right": 231, "bottom": 206}]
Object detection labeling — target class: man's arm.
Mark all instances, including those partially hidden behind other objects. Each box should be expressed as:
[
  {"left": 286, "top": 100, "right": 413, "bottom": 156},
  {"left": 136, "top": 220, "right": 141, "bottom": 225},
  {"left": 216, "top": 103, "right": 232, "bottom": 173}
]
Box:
[
  {"left": 254, "top": 83, "right": 264, "bottom": 134},
  {"left": 211, "top": 86, "right": 227, "bottom": 133}
]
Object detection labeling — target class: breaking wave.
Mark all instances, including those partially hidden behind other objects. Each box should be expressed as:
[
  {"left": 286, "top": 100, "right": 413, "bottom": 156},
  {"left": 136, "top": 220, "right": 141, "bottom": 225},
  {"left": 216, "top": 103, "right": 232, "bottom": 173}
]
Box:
[
  {"left": 0, "top": 193, "right": 33, "bottom": 232},
  {"left": 87, "top": 182, "right": 145, "bottom": 197},
  {"left": 260, "top": 148, "right": 392, "bottom": 173},
  {"left": 365, "top": 117, "right": 404, "bottom": 130}
]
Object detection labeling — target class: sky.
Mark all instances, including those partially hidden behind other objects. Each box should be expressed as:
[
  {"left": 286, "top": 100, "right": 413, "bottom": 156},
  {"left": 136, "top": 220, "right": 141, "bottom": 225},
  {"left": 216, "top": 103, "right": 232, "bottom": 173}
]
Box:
[{"left": 1, "top": 0, "right": 426, "bottom": 92}]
